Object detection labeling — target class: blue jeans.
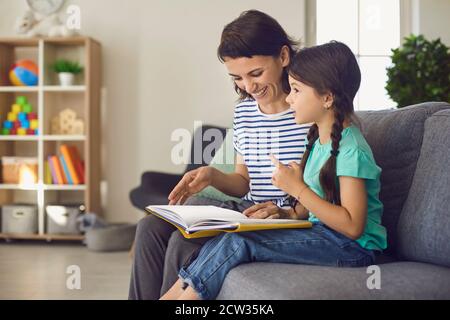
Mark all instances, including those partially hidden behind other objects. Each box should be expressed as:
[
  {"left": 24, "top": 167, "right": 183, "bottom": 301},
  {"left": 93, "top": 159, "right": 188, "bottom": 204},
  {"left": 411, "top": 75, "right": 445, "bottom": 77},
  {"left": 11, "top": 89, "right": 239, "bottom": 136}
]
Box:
[{"left": 178, "top": 223, "right": 376, "bottom": 300}]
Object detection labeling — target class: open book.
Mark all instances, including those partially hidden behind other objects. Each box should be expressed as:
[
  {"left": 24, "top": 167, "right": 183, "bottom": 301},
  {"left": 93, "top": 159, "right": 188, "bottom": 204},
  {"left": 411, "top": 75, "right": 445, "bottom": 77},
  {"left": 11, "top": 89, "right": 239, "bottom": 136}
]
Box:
[{"left": 146, "top": 205, "right": 312, "bottom": 239}]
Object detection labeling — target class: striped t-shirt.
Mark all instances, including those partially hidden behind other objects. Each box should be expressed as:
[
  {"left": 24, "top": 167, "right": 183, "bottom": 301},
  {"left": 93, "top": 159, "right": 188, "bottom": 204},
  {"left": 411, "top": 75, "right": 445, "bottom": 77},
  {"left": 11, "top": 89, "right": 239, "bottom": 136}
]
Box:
[{"left": 233, "top": 99, "right": 310, "bottom": 208}]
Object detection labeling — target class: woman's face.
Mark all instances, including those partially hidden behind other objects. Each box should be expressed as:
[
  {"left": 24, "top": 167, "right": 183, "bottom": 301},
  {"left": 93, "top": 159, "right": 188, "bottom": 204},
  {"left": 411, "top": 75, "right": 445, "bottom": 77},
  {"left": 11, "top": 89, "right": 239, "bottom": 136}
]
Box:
[
  {"left": 286, "top": 75, "right": 328, "bottom": 125},
  {"left": 223, "top": 48, "right": 289, "bottom": 105}
]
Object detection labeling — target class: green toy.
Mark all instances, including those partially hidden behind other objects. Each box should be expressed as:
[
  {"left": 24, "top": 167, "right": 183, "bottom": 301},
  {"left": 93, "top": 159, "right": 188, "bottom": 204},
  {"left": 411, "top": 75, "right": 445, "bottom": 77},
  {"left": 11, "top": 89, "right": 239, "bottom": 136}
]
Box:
[
  {"left": 22, "top": 103, "right": 32, "bottom": 113},
  {"left": 16, "top": 96, "right": 28, "bottom": 105}
]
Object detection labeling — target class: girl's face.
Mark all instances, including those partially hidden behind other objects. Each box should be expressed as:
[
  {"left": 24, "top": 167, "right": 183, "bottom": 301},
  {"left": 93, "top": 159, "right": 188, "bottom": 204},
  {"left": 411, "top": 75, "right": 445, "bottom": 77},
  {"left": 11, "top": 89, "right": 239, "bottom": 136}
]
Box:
[
  {"left": 224, "top": 48, "right": 289, "bottom": 105},
  {"left": 286, "top": 75, "right": 329, "bottom": 125}
]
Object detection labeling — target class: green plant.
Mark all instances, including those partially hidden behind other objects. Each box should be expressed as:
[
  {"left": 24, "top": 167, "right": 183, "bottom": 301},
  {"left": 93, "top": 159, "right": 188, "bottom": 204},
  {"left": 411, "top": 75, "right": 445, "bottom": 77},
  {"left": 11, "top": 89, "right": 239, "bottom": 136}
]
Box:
[
  {"left": 52, "top": 59, "right": 83, "bottom": 74},
  {"left": 386, "top": 34, "right": 450, "bottom": 108}
]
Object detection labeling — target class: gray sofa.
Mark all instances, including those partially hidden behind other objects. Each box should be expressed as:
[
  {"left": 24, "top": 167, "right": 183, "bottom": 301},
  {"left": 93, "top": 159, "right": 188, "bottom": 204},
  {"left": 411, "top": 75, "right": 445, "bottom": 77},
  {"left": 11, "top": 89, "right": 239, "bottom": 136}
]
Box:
[{"left": 217, "top": 102, "right": 450, "bottom": 299}]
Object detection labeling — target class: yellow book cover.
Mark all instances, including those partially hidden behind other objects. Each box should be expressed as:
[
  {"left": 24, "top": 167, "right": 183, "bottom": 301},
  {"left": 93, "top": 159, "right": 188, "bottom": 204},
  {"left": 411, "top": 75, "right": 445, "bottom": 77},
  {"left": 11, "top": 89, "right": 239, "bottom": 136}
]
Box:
[
  {"left": 44, "top": 160, "right": 52, "bottom": 185},
  {"left": 146, "top": 205, "right": 312, "bottom": 239}
]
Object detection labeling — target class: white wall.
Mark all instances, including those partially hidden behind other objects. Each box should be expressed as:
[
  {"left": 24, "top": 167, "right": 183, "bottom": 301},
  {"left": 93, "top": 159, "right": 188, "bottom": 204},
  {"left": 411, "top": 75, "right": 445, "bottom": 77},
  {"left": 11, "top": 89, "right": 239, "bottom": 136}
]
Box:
[
  {"left": 416, "top": 0, "right": 450, "bottom": 45},
  {"left": 0, "top": 0, "right": 305, "bottom": 223}
]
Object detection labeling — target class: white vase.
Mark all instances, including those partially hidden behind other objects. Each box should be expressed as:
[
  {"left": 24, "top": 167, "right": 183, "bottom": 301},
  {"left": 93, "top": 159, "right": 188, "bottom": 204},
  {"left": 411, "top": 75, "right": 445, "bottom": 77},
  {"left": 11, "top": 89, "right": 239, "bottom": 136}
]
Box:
[{"left": 58, "top": 72, "right": 75, "bottom": 86}]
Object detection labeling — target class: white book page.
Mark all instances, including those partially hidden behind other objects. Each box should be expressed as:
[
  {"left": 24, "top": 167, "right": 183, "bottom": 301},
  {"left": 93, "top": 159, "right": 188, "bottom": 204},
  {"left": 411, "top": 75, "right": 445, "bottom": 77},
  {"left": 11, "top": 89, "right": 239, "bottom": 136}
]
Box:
[{"left": 146, "top": 205, "right": 246, "bottom": 227}]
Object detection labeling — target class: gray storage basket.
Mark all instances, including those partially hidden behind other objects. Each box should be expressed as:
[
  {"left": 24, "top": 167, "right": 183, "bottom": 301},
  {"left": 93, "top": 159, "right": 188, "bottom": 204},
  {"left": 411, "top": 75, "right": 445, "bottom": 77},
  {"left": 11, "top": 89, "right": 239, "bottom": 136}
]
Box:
[
  {"left": 46, "top": 205, "right": 83, "bottom": 235},
  {"left": 85, "top": 223, "right": 137, "bottom": 252},
  {"left": 1, "top": 205, "right": 38, "bottom": 234}
]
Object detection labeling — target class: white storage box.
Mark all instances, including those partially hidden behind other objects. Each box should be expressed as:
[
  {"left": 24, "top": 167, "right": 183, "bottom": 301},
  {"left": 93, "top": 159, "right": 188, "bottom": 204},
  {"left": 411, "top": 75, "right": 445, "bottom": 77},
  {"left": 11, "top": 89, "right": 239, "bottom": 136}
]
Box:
[
  {"left": 1, "top": 205, "right": 38, "bottom": 234},
  {"left": 46, "top": 205, "right": 83, "bottom": 235}
]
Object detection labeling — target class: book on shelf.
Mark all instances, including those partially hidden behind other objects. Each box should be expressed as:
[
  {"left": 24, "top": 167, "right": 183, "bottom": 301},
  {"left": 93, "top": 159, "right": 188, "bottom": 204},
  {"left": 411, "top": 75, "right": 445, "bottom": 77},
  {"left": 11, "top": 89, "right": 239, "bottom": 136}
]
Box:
[
  {"left": 60, "top": 155, "right": 73, "bottom": 184},
  {"left": 44, "top": 160, "right": 52, "bottom": 184},
  {"left": 60, "top": 144, "right": 80, "bottom": 184},
  {"left": 69, "top": 145, "right": 84, "bottom": 184},
  {"left": 146, "top": 205, "right": 312, "bottom": 239},
  {"left": 48, "top": 156, "right": 64, "bottom": 184}
]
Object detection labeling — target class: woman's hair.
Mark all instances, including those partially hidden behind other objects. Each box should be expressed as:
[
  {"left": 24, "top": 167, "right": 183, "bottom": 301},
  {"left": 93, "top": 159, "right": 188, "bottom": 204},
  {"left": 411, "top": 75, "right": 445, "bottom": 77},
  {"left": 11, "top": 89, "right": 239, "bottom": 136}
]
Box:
[
  {"left": 217, "top": 10, "right": 299, "bottom": 100},
  {"left": 289, "top": 41, "right": 361, "bottom": 204}
]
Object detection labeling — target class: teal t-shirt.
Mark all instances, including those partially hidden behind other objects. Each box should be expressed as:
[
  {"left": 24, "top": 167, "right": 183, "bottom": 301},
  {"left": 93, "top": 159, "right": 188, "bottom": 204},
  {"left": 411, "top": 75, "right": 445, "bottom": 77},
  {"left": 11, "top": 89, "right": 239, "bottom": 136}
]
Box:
[{"left": 303, "top": 125, "right": 387, "bottom": 251}]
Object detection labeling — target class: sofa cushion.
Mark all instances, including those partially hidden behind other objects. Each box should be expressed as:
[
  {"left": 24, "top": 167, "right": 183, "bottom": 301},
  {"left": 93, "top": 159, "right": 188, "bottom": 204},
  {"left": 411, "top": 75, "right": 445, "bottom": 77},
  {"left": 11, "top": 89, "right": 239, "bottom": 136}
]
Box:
[
  {"left": 356, "top": 102, "right": 450, "bottom": 256},
  {"left": 217, "top": 261, "right": 450, "bottom": 299},
  {"left": 397, "top": 109, "right": 450, "bottom": 267}
]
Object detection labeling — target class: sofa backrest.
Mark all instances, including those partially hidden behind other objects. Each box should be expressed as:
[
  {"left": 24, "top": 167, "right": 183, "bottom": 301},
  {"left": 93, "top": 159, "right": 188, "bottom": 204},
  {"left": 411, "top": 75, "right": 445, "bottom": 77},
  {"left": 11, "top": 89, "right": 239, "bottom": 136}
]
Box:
[
  {"left": 356, "top": 102, "right": 450, "bottom": 257},
  {"left": 397, "top": 109, "right": 450, "bottom": 267}
]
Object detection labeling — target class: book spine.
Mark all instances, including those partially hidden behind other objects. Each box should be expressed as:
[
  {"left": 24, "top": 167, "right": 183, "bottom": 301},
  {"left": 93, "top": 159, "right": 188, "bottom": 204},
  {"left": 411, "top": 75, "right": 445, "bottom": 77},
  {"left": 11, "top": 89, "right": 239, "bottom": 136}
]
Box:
[
  {"left": 60, "top": 144, "right": 79, "bottom": 184},
  {"left": 60, "top": 155, "right": 73, "bottom": 185},
  {"left": 69, "top": 145, "right": 84, "bottom": 184},
  {"left": 44, "top": 160, "right": 52, "bottom": 185},
  {"left": 51, "top": 155, "right": 66, "bottom": 184},
  {"left": 47, "top": 156, "right": 58, "bottom": 185}
]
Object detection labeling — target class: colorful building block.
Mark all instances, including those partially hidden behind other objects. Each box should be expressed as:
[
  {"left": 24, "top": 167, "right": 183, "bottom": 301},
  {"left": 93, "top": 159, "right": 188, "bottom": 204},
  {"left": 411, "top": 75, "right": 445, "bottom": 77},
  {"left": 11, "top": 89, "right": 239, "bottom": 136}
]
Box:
[
  {"left": 16, "top": 96, "right": 28, "bottom": 105},
  {"left": 7, "top": 112, "right": 17, "bottom": 121},
  {"left": 18, "top": 112, "right": 28, "bottom": 122},
  {"left": 3, "top": 121, "right": 13, "bottom": 129},
  {"left": 21, "top": 120, "right": 30, "bottom": 129},
  {"left": 12, "top": 104, "right": 22, "bottom": 113},
  {"left": 30, "top": 119, "right": 39, "bottom": 130},
  {"left": 22, "top": 103, "right": 32, "bottom": 113},
  {"left": 28, "top": 112, "right": 38, "bottom": 120}
]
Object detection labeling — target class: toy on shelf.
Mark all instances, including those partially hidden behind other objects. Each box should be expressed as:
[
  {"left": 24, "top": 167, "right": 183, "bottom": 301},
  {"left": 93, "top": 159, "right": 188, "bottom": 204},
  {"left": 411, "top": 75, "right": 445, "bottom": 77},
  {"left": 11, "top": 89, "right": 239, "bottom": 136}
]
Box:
[
  {"left": 51, "top": 108, "right": 84, "bottom": 135},
  {"left": 1, "top": 96, "right": 38, "bottom": 135},
  {"left": 9, "top": 60, "right": 39, "bottom": 86}
]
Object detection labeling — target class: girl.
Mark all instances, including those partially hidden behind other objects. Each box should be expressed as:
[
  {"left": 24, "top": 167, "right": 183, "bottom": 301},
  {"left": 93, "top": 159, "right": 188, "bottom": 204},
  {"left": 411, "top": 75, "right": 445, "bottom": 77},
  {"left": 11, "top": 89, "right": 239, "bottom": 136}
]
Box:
[
  {"left": 160, "top": 41, "right": 387, "bottom": 300},
  {"left": 129, "top": 10, "right": 310, "bottom": 300}
]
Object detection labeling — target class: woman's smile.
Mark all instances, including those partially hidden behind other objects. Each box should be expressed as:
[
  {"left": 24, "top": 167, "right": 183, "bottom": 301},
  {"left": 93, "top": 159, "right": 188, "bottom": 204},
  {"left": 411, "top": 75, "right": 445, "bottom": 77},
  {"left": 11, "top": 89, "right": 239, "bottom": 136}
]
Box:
[{"left": 252, "top": 86, "right": 268, "bottom": 99}]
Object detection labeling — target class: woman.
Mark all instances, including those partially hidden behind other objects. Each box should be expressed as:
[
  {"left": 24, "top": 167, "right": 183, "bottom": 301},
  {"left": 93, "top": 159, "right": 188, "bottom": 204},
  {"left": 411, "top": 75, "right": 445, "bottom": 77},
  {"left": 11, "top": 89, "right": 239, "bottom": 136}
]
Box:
[{"left": 129, "top": 9, "right": 309, "bottom": 300}]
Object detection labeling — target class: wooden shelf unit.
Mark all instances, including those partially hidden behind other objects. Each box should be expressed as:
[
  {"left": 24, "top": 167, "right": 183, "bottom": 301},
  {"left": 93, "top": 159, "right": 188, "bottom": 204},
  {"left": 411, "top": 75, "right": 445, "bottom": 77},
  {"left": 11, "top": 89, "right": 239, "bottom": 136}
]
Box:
[{"left": 0, "top": 37, "right": 101, "bottom": 241}]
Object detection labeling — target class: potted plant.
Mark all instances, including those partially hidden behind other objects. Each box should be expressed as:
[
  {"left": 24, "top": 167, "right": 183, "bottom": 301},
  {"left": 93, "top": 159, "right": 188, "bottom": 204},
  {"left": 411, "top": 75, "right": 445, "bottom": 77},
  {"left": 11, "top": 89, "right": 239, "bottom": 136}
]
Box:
[
  {"left": 52, "top": 59, "right": 83, "bottom": 86},
  {"left": 386, "top": 34, "right": 450, "bottom": 108}
]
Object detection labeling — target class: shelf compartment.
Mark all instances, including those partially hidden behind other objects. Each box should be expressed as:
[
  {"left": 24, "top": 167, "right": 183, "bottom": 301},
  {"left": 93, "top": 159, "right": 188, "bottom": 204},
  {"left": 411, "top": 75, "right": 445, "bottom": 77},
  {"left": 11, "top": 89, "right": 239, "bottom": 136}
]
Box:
[
  {"left": 43, "top": 140, "right": 85, "bottom": 186},
  {"left": 43, "top": 91, "right": 85, "bottom": 135},
  {"left": 0, "top": 91, "right": 39, "bottom": 137},
  {"left": 0, "top": 40, "right": 39, "bottom": 87},
  {"left": 43, "top": 40, "right": 85, "bottom": 86}
]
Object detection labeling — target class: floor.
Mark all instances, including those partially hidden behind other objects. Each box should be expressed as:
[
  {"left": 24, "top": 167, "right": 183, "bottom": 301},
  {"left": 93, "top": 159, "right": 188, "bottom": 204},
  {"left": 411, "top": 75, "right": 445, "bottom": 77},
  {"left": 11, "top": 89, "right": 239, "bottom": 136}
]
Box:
[{"left": 0, "top": 241, "right": 132, "bottom": 299}]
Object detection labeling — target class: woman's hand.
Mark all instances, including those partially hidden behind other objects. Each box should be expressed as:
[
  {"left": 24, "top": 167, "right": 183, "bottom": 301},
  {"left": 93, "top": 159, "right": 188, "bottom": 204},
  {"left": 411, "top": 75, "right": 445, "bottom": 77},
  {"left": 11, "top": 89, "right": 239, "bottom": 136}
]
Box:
[
  {"left": 270, "top": 154, "right": 305, "bottom": 195},
  {"left": 168, "top": 166, "right": 215, "bottom": 205},
  {"left": 242, "top": 201, "right": 292, "bottom": 219}
]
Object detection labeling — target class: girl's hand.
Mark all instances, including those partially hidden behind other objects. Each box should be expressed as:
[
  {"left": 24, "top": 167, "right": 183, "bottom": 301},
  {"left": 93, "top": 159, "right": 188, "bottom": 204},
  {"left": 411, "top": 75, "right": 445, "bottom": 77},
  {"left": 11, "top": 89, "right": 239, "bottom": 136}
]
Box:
[
  {"left": 243, "top": 201, "right": 291, "bottom": 219},
  {"left": 168, "top": 166, "right": 214, "bottom": 205},
  {"left": 270, "top": 154, "right": 305, "bottom": 195}
]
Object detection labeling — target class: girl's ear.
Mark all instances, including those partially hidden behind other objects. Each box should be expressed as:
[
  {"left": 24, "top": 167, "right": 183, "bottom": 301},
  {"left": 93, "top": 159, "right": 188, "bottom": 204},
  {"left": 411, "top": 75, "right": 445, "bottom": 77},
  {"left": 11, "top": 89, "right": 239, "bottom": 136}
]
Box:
[
  {"left": 323, "top": 92, "right": 334, "bottom": 109},
  {"left": 279, "top": 45, "right": 290, "bottom": 67}
]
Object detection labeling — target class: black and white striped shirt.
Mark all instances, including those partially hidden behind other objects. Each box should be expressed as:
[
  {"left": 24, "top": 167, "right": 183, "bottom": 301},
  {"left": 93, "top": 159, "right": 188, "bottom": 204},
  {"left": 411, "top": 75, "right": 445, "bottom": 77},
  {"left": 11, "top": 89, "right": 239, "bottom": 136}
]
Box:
[{"left": 233, "top": 99, "right": 310, "bottom": 208}]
